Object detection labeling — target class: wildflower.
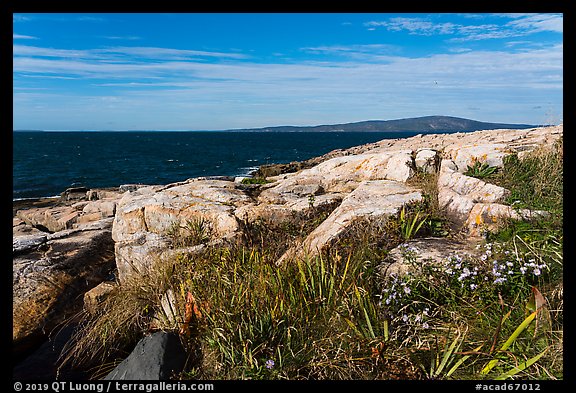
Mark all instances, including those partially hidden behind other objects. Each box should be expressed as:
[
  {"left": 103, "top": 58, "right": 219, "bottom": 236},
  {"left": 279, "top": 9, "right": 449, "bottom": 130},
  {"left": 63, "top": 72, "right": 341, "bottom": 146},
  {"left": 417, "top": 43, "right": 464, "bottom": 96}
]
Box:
[
  {"left": 265, "top": 359, "right": 275, "bottom": 369},
  {"left": 520, "top": 266, "right": 527, "bottom": 275},
  {"left": 533, "top": 268, "right": 541, "bottom": 276},
  {"left": 458, "top": 267, "right": 471, "bottom": 281},
  {"left": 494, "top": 277, "right": 507, "bottom": 284},
  {"left": 403, "top": 286, "right": 411, "bottom": 295},
  {"left": 470, "top": 283, "right": 477, "bottom": 290},
  {"left": 422, "top": 322, "right": 429, "bottom": 329},
  {"left": 402, "top": 314, "right": 409, "bottom": 323}
]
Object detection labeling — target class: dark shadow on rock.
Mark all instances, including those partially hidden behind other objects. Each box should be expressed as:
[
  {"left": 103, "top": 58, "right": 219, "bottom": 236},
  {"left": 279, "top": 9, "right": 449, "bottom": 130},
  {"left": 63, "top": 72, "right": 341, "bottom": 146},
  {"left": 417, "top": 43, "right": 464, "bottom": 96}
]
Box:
[
  {"left": 104, "top": 331, "right": 187, "bottom": 380},
  {"left": 13, "top": 325, "right": 88, "bottom": 380}
]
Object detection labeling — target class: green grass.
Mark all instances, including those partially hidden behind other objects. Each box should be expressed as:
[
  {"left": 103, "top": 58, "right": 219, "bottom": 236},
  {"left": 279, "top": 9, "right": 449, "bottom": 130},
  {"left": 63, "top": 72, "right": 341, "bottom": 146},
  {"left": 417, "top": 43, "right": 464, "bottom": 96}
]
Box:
[
  {"left": 241, "top": 177, "right": 272, "bottom": 185},
  {"left": 60, "top": 137, "right": 562, "bottom": 381},
  {"left": 490, "top": 139, "right": 563, "bottom": 225}
]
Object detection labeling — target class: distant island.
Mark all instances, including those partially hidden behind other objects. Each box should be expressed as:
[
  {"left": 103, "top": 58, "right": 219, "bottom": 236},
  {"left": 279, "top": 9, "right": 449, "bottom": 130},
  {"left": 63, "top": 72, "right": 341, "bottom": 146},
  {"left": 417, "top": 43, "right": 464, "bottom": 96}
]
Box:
[
  {"left": 227, "top": 115, "right": 537, "bottom": 133},
  {"left": 13, "top": 116, "right": 538, "bottom": 133}
]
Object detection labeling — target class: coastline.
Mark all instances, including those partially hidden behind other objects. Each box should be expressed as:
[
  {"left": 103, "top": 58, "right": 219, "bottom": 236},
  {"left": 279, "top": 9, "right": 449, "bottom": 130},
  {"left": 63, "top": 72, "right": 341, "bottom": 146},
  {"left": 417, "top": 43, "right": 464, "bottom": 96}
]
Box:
[{"left": 12, "top": 124, "right": 563, "bottom": 380}]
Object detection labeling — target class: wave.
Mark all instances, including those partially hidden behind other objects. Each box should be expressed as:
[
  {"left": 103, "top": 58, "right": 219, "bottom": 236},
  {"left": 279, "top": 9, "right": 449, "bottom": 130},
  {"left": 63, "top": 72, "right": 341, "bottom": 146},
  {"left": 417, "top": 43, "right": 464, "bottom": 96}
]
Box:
[
  {"left": 237, "top": 166, "right": 260, "bottom": 177},
  {"left": 13, "top": 195, "right": 60, "bottom": 202}
]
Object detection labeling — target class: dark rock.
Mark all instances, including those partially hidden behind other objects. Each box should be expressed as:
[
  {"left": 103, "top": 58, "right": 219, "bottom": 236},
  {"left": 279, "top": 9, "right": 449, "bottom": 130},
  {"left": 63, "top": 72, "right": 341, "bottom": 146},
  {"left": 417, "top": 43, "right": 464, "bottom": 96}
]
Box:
[
  {"left": 254, "top": 161, "right": 312, "bottom": 178},
  {"left": 199, "top": 175, "right": 236, "bottom": 182},
  {"left": 61, "top": 187, "right": 90, "bottom": 201},
  {"left": 104, "top": 332, "right": 187, "bottom": 380},
  {"left": 13, "top": 325, "right": 88, "bottom": 380},
  {"left": 119, "top": 184, "right": 148, "bottom": 193}
]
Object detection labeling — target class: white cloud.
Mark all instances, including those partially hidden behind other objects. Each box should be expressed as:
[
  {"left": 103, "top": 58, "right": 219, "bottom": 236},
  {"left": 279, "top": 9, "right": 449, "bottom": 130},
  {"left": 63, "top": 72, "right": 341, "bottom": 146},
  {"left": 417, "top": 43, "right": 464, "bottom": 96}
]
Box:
[
  {"left": 366, "top": 18, "right": 457, "bottom": 35},
  {"left": 506, "top": 14, "right": 563, "bottom": 33},
  {"left": 13, "top": 45, "right": 249, "bottom": 63},
  {"left": 102, "top": 35, "right": 141, "bottom": 41},
  {"left": 103, "top": 46, "right": 249, "bottom": 60},
  {"left": 304, "top": 44, "right": 398, "bottom": 55},
  {"left": 13, "top": 34, "right": 37, "bottom": 40},
  {"left": 365, "top": 14, "right": 563, "bottom": 41},
  {"left": 13, "top": 15, "right": 32, "bottom": 22}
]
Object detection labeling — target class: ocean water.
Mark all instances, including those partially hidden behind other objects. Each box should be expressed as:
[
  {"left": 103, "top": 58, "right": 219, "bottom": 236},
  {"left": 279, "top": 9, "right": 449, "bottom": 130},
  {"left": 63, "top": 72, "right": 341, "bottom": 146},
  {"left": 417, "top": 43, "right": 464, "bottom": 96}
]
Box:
[{"left": 13, "top": 131, "right": 435, "bottom": 200}]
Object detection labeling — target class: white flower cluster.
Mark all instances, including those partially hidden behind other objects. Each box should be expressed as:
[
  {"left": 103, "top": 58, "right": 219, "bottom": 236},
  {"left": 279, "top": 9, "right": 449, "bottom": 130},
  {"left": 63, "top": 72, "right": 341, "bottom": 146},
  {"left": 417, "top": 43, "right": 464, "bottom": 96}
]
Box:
[
  {"left": 381, "top": 273, "right": 412, "bottom": 307},
  {"left": 519, "top": 259, "right": 547, "bottom": 277},
  {"left": 401, "top": 307, "right": 430, "bottom": 329},
  {"left": 444, "top": 253, "right": 480, "bottom": 290},
  {"left": 476, "top": 243, "right": 548, "bottom": 285}
]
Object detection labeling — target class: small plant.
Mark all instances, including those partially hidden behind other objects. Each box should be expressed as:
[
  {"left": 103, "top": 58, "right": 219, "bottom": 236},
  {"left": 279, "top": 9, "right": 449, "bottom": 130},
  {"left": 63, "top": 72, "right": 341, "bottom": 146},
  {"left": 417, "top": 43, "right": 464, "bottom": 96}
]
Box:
[
  {"left": 307, "top": 194, "right": 316, "bottom": 210},
  {"left": 426, "top": 217, "right": 449, "bottom": 237},
  {"left": 464, "top": 160, "right": 499, "bottom": 179},
  {"left": 420, "top": 329, "right": 469, "bottom": 379},
  {"left": 241, "top": 177, "right": 271, "bottom": 185},
  {"left": 168, "top": 218, "right": 213, "bottom": 248},
  {"left": 399, "top": 205, "right": 428, "bottom": 240}
]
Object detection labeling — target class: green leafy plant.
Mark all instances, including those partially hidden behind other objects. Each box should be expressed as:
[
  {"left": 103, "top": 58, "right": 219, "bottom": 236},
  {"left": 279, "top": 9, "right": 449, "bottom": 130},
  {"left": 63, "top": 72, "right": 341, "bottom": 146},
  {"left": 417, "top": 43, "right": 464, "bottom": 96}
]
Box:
[
  {"left": 421, "top": 329, "right": 472, "bottom": 379},
  {"left": 479, "top": 307, "right": 548, "bottom": 379},
  {"left": 464, "top": 160, "right": 499, "bottom": 179},
  {"left": 399, "top": 205, "right": 428, "bottom": 240},
  {"left": 308, "top": 194, "right": 316, "bottom": 210},
  {"left": 241, "top": 177, "right": 271, "bottom": 185},
  {"left": 167, "top": 218, "right": 213, "bottom": 248}
]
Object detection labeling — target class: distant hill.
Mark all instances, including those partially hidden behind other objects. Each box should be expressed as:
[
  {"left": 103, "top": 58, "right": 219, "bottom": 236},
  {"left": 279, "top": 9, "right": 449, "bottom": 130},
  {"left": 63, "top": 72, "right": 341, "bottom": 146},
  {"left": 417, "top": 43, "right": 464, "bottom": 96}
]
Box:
[{"left": 228, "top": 116, "right": 537, "bottom": 133}]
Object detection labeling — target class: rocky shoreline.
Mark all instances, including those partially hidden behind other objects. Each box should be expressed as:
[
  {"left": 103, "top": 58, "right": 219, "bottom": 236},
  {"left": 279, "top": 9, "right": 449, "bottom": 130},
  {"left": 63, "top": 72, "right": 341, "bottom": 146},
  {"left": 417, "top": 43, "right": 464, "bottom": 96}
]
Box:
[{"left": 13, "top": 124, "right": 563, "bottom": 379}]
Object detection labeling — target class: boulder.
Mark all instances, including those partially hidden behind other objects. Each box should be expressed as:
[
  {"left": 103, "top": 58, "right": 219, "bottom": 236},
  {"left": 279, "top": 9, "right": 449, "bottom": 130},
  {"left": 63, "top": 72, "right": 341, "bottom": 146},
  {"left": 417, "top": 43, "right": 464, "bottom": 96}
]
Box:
[
  {"left": 437, "top": 159, "right": 510, "bottom": 227},
  {"left": 82, "top": 199, "right": 117, "bottom": 218},
  {"left": 13, "top": 222, "right": 116, "bottom": 357},
  {"left": 13, "top": 325, "right": 87, "bottom": 380},
  {"left": 443, "top": 143, "right": 512, "bottom": 172},
  {"left": 13, "top": 233, "right": 48, "bottom": 256},
  {"left": 259, "top": 149, "right": 415, "bottom": 206},
  {"left": 16, "top": 193, "right": 123, "bottom": 233},
  {"left": 378, "top": 238, "right": 482, "bottom": 278},
  {"left": 17, "top": 206, "right": 80, "bottom": 233},
  {"left": 112, "top": 179, "right": 252, "bottom": 282},
  {"left": 104, "top": 332, "right": 187, "bottom": 380},
  {"left": 277, "top": 180, "right": 422, "bottom": 264},
  {"left": 83, "top": 281, "right": 117, "bottom": 315},
  {"left": 465, "top": 203, "right": 550, "bottom": 237},
  {"left": 61, "top": 186, "right": 90, "bottom": 201},
  {"left": 414, "top": 149, "right": 439, "bottom": 174},
  {"left": 13, "top": 217, "right": 45, "bottom": 237}
]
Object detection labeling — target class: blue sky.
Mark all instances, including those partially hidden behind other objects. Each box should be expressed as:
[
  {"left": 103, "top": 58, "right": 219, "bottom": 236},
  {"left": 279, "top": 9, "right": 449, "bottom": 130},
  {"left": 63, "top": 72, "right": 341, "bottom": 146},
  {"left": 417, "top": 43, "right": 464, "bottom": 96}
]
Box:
[{"left": 13, "top": 13, "right": 563, "bottom": 130}]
